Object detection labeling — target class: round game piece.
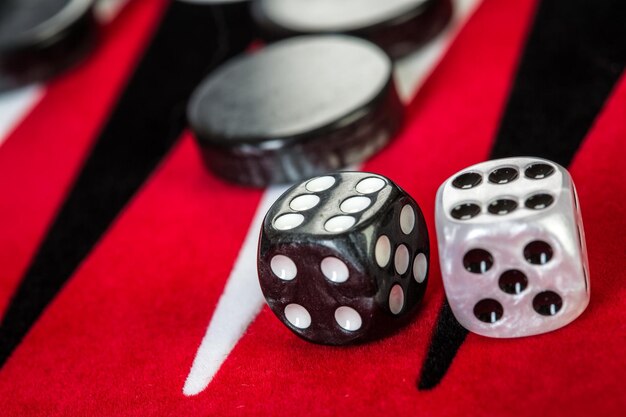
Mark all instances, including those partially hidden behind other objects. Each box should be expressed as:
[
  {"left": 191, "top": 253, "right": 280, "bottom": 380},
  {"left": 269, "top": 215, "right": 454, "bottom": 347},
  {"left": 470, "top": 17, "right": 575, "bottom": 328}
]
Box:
[
  {"left": 251, "top": 0, "right": 453, "bottom": 58},
  {"left": 188, "top": 35, "right": 404, "bottom": 187},
  {"left": 0, "top": 0, "right": 97, "bottom": 91}
]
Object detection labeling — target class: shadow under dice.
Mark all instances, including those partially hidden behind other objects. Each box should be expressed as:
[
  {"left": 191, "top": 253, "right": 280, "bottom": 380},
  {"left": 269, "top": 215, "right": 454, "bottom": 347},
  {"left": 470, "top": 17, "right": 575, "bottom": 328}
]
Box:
[
  {"left": 258, "top": 172, "right": 430, "bottom": 345},
  {"left": 436, "top": 157, "right": 590, "bottom": 338}
]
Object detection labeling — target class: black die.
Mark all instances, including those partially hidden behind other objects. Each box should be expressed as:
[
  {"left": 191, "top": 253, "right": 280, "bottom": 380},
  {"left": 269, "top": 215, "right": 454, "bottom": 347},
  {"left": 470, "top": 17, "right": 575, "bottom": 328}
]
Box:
[{"left": 258, "top": 172, "right": 430, "bottom": 345}]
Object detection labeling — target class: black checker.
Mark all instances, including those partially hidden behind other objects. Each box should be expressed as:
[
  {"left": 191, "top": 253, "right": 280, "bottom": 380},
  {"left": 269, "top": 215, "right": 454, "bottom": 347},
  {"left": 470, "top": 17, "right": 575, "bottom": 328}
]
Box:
[
  {"left": 251, "top": 0, "right": 453, "bottom": 58},
  {"left": 0, "top": 0, "right": 97, "bottom": 90},
  {"left": 188, "top": 35, "right": 404, "bottom": 187}
]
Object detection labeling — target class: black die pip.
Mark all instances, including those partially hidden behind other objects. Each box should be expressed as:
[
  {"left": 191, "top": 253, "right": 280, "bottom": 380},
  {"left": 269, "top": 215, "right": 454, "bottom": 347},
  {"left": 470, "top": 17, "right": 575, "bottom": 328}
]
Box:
[{"left": 258, "top": 172, "right": 430, "bottom": 345}]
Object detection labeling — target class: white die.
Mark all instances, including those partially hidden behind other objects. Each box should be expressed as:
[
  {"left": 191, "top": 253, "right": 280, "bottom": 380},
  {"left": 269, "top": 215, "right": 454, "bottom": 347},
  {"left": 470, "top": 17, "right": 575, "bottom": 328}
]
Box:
[{"left": 435, "top": 157, "right": 590, "bottom": 338}]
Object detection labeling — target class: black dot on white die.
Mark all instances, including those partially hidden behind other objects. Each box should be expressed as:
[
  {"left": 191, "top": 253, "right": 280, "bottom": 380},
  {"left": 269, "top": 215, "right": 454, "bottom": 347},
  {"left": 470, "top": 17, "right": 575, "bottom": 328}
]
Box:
[
  {"left": 498, "top": 269, "right": 528, "bottom": 295},
  {"left": 473, "top": 299, "right": 504, "bottom": 323},
  {"left": 524, "top": 240, "right": 553, "bottom": 265},
  {"left": 487, "top": 198, "right": 518, "bottom": 215},
  {"left": 577, "top": 225, "right": 584, "bottom": 252},
  {"left": 576, "top": 223, "right": 589, "bottom": 293},
  {"left": 488, "top": 167, "right": 519, "bottom": 184},
  {"left": 452, "top": 172, "right": 482, "bottom": 189},
  {"left": 533, "top": 291, "right": 563, "bottom": 316},
  {"left": 451, "top": 203, "right": 481, "bottom": 220},
  {"left": 525, "top": 163, "right": 555, "bottom": 180},
  {"left": 525, "top": 193, "right": 554, "bottom": 210},
  {"left": 463, "top": 249, "right": 493, "bottom": 274}
]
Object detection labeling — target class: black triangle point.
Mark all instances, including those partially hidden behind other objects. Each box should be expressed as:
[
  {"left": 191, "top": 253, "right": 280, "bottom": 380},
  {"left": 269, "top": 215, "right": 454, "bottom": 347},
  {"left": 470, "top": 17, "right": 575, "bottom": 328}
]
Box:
[
  {"left": 418, "top": 0, "right": 626, "bottom": 390},
  {"left": 0, "top": 1, "right": 253, "bottom": 367}
]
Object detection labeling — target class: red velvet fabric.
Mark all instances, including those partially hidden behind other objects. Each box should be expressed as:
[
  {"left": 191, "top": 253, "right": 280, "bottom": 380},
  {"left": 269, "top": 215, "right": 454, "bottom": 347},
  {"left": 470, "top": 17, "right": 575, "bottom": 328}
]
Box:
[{"left": 0, "top": 0, "right": 624, "bottom": 415}]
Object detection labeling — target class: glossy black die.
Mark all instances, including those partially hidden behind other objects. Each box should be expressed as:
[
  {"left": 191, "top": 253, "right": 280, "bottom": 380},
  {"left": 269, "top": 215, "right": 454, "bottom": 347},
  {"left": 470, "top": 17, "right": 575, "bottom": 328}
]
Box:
[{"left": 258, "top": 172, "right": 430, "bottom": 345}]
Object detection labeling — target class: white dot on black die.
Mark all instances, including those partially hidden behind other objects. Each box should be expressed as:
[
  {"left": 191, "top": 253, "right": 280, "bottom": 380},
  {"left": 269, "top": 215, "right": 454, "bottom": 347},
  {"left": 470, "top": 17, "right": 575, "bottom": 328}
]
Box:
[
  {"left": 306, "top": 176, "right": 336, "bottom": 192},
  {"left": 324, "top": 216, "right": 355, "bottom": 233},
  {"left": 321, "top": 257, "right": 349, "bottom": 283},
  {"left": 340, "top": 196, "right": 371, "bottom": 213},
  {"left": 400, "top": 205, "right": 415, "bottom": 234},
  {"left": 356, "top": 177, "right": 385, "bottom": 194},
  {"left": 413, "top": 253, "right": 427, "bottom": 283},
  {"left": 334, "top": 306, "right": 362, "bottom": 331},
  {"left": 284, "top": 304, "right": 311, "bottom": 329},
  {"left": 375, "top": 235, "right": 391, "bottom": 267},
  {"left": 270, "top": 255, "right": 297, "bottom": 281},
  {"left": 274, "top": 213, "right": 305, "bottom": 230},
  {"left": 394, "top": 244, "right": 410, "bottom": 275},
  {"left": 290, "top": 194, "right": 320, "bottom": 211},
  {"left": 389, "top": 285, "right": 404, "bottom": 315}
]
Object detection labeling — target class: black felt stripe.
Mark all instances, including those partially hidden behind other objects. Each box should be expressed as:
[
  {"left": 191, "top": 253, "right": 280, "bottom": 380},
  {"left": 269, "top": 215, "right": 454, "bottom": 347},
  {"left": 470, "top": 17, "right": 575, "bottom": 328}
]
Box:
[
  {"left": 418, "top": 299, "right": 468, "bottom": 390},
  {"left": 490, "top": 0, "right": 626, "bottom": 165},
  {"left": 418, "top": 0, "right": 626, "bottom": 390},
  {"left": 0, "top": 1, "right": 253, "bottom": 367}
]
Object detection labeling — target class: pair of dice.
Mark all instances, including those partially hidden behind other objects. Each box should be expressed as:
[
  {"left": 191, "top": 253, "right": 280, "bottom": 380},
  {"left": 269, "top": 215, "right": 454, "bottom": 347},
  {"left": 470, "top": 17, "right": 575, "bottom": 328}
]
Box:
[{"left": 257, "top": 157, "right": 590, "bottom": 344}]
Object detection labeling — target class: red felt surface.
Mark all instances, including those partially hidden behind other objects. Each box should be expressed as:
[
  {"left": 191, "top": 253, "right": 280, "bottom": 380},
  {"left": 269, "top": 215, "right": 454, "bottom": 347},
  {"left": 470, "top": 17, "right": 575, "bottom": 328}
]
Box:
[
  {"left": 0, "top": 0, "right": 625, "bottom": 415},
  {"left": 0, "top": 0, "right": 165, "bottom": 318}
]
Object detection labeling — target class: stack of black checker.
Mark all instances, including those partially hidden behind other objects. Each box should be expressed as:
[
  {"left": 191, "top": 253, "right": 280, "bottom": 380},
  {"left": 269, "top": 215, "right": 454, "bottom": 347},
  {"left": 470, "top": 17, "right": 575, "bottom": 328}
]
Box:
[
  {"left": 0, "top": 0, "right": 97, "bottom": 91},
  {"left": 187, "top": 0, "right": 453, "bottom": 187}
]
